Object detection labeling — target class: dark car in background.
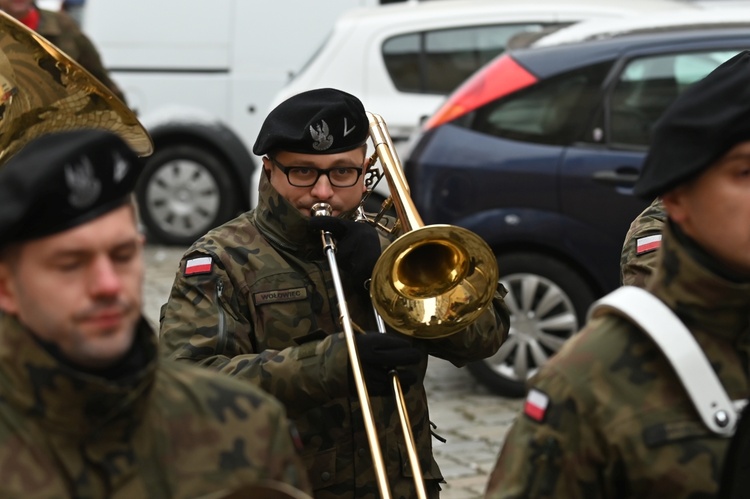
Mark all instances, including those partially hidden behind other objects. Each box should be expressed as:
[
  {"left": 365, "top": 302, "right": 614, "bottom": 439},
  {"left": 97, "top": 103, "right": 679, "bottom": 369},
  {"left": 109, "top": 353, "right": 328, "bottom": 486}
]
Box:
[{"left": 404, "top": 26, "right": 750, "bottom": 396}]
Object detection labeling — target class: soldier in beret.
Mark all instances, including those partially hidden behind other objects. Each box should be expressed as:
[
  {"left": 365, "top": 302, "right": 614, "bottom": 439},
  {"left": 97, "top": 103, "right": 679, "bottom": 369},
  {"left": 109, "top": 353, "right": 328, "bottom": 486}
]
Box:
[
  {"left": 485, "top": 50, "right": 750, "bottom": 498},
  {"left": 159, "top": 88, "right": 510, "bottom": 498},
  {"left": 0, "top": 129, "right": 311, "bottom": 498}
]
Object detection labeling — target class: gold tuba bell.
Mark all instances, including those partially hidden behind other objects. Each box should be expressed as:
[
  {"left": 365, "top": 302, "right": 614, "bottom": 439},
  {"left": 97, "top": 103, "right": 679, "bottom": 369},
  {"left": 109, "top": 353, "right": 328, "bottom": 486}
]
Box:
[
  {"left": 365, "top": 112, "right": 499, "bottom": 339},
  {"left": 0, "top": 11, "right": 153, "bottom": 164}
]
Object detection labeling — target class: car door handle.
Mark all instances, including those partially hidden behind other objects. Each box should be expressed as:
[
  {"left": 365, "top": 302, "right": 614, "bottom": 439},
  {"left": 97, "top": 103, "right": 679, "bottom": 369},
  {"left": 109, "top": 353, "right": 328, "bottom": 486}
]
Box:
[{"left": 592, "top": 169, "right": 639, "bottom": 187}]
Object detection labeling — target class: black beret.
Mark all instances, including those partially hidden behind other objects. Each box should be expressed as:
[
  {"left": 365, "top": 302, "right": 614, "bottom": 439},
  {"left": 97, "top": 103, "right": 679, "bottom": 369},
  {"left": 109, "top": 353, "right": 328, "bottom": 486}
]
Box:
[
  {"left": 634, "top": 50, "right": 750, "bottom": 199},
  {"left": 0, "top": 129, "right": 141, "bottom": 246},
  {"left": 253, "top": 88, "right": 368, "bottom": 156}
]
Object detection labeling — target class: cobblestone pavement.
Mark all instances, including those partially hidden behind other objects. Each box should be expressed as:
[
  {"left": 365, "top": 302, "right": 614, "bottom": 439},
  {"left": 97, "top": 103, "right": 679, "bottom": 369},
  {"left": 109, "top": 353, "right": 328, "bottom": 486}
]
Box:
[{"left": 144, "top": 244, "right": 523, "bottom": 499}]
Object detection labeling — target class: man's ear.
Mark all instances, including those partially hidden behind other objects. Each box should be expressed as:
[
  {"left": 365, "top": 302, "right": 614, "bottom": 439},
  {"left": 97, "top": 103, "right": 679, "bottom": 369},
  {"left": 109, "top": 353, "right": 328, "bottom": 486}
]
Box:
[
  {"left": 0, "top": 264, "right": 18, "bottom": 315},
  {"left": 262, "top": 156, "right": 273, "bottom": 178},
  {"left": 661, "top": 189, "right": 687, "bottom": 225}
]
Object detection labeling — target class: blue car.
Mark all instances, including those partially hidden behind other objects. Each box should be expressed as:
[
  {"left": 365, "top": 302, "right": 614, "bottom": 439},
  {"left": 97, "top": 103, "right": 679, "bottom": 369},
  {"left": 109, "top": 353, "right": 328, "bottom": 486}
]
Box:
[{"left": 404, "top": 26, "right": 750, "bottom": 396}]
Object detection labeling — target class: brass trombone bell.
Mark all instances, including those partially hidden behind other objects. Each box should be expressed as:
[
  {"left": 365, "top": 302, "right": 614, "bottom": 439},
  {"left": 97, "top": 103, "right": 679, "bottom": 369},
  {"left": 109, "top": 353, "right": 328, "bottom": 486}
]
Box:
[
  {"left": 371, "top": 224, "right": 499, "bottom": 339},
  {"left": 366, "top": 110, "right": 499, "bottom": 339}
]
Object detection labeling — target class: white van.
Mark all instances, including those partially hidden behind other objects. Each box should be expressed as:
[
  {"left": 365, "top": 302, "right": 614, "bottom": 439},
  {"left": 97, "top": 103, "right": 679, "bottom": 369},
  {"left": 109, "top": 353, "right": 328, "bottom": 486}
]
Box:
[{"left": 83, "top": 0, "right": 379, "bottom": 244}]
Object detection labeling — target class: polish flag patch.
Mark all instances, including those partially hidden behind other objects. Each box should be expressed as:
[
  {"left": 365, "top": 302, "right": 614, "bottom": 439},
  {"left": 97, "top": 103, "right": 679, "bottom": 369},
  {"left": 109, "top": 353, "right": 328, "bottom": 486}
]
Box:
[
  {"left": 524, "top": 388, "right": 550, "bottom": 423},
  {"left": 636, "top": 234, "right": 662, "bottom": 255},
  {"left": 184, "top": 256, "right": 213, "bottom": 276}
]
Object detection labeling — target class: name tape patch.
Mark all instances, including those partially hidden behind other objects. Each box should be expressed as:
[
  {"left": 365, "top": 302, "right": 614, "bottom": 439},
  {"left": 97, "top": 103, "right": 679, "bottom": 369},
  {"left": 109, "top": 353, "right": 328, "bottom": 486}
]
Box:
[
  {"left": 184, "top": 256, "right": 213, "bottom": 276},
  {"left": 524, "top": 388, "right": 550, "bottom": 423},
  {"left": 636, "top": 234, "right": 662, "bottom": 255},
  {"left": 253, "top": 287, "right": 308, "bottom": 305}
]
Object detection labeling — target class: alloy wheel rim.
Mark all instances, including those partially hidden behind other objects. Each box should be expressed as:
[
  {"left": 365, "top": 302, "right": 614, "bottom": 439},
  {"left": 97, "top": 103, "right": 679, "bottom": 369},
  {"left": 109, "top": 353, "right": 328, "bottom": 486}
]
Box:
[
  {"left": 485, "top": 272, "right": 579, "bottom": 383},
  {"left": 145, "top": 159, "right": 221, "bottom": 237}
]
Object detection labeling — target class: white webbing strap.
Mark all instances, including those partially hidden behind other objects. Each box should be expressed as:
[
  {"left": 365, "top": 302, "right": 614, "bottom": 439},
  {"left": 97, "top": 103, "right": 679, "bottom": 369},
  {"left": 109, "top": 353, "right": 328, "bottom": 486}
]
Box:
[{"left": 588, "top": 286, "right": 738, "bottom": 437}]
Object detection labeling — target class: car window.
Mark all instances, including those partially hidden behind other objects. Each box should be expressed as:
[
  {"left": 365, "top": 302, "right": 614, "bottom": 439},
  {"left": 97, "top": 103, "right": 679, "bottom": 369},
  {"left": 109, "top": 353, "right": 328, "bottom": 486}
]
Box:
[
  {"left": 608, "top": 49, "right": 741, "bottom": 147},
  {"left": 383, "top": 23, "right": 561, "bottom": 95},
  {"left": 466, "top": 61, "right": 611, "bottom": 146}
]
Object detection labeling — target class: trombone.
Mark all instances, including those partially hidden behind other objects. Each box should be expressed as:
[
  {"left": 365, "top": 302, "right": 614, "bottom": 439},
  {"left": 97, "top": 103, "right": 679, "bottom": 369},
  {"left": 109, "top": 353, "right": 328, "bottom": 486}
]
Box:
[{"left": 312, "top": 112, "right": 499, "bottom": 498}]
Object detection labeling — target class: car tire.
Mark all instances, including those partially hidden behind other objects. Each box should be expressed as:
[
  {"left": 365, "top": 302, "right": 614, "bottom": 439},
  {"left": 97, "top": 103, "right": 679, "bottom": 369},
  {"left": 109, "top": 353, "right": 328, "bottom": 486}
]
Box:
[
  {"left": 136, "top": 144, "right": 240, "bottom": 246},
  {"left": 467, "top": 252, "right": 596, "bottom": 398}
]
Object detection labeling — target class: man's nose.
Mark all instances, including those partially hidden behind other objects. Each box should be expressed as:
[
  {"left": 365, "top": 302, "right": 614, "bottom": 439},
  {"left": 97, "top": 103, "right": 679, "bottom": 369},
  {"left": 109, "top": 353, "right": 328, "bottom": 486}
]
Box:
[
  {"left": 310, "top": 173, "right": 335, "bottom": 198},
  {"left": 90, "top": 257, "right": 122, "bottom": 296}
]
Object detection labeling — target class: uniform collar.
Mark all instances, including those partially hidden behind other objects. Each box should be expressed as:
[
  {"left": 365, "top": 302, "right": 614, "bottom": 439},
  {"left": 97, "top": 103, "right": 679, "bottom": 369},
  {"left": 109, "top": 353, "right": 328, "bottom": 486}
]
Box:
[
  {"left": 0, "top": 313, "right": 158, "bottom": 436},
  {"left": 648, "top": 222, "right": 750, "bottom": 341},
  {"left": 253, "top": 173, "right": 324, "bottom": 257}
]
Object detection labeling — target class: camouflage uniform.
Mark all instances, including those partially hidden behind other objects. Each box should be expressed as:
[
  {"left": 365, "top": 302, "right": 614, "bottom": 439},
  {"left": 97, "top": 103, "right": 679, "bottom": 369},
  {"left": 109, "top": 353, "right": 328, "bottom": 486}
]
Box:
[
  {"left": 0, "top": 312, "right": 311, "bottom": 498},
  {"left": 485, "top": 221, "right": 750, "bottom": 498},
  {"left": 620, "top": 198, "right": 667, "bottom": 288},
  {"left": 160, "top": 174, "right": 510, "bottom": 498},
  {"left": 36, "top": 8, "right": 127, "bottom": 103}
]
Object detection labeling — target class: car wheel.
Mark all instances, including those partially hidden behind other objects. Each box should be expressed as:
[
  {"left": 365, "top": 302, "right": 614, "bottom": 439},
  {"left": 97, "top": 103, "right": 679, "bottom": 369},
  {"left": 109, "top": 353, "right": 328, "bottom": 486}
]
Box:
[
  {"left": 136, "top": 144, "right": 240, "bottom": 246},
  {"left": 467, "top": 252, "right": 596, "bottom": 397}
]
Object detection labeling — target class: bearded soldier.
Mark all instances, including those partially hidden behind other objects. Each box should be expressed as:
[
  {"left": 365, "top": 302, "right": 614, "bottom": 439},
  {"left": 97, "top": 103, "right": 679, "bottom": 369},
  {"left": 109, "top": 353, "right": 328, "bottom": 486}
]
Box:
[{"left": 159, "top": 88, "right": 511, "bottom": 498}]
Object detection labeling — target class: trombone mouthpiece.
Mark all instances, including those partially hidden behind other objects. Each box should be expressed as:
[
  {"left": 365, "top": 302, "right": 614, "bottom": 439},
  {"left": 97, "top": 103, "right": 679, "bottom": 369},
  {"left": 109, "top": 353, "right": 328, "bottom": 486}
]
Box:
[{"left": 311, "top": 202, "right": 333, "bottom": 217}]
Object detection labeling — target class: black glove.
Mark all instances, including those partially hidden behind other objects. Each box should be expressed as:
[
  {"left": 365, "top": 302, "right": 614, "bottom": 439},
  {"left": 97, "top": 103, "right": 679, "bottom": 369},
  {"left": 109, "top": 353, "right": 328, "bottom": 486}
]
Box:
[
  {"left": 353, "top": 333, "right": 422, "bottom": 396},
  {"left": 309, "top": 216, "right": 382, "bottom": 295}
]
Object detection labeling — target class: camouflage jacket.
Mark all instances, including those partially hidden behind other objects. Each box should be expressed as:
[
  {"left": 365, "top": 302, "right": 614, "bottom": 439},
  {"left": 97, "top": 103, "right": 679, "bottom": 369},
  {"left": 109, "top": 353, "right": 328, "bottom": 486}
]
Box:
[
  {"left": 37, "top": 8, "right": 127, "bottom": 103},
  {"left": 0, "top": 313, "right": 311, "bottom": 498},
  {"left": 620, "top": 198, "right": 667, "bottom": 288},
  {"left": 485, "top": 221, "right": 750, "bottom": 498},
  {"left": 160, "top": 174, "right": 510, "bottom": 498}
]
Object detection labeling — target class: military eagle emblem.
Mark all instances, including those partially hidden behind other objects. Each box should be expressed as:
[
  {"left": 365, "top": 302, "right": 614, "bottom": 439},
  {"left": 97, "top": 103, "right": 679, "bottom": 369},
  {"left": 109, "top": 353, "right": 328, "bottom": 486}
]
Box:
[
  {"left": 310, "top": 120, "right": 333, "bottom": 151},
  {"left": 65, "top": 157, "right": 101, "bottom": 209}
]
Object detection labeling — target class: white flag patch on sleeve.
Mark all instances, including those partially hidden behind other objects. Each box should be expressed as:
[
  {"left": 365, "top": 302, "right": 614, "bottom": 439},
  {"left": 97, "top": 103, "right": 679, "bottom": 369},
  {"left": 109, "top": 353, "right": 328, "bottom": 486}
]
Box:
[
  {"left": 184, "top": 256, "right": 213, "bottom": 276},
  {"left": 636, "top": 234, "right": 662, "bottom": 255},
  {"left": 524, "top": 388, "right": 550, "bottom": 423}
]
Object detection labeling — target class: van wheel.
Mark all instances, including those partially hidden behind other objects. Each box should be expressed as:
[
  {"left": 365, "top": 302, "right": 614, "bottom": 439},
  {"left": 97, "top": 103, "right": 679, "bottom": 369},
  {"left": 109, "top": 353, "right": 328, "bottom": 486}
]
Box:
[
  {"left": 467, "top": 252, "right": 596, "bottom": 398},
  {"left": 136, "top": 144, "right": 239, "bottom": 246}
]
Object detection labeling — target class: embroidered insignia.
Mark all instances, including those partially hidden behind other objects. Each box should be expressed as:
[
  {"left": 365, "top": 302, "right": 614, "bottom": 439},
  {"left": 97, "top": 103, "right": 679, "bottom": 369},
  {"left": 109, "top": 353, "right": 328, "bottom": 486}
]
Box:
[
  {"left": 310, "top": 120, "right": 333, "bottom": 151},
  {"left": 343, "top": 117, "right": 356, "bottom": 137},
  {"left": 184, "top": 256, "right": 213, "bottom": 276},
  {"left": 524, "top": 388, "right": 550, "bottom": 423},
  {"left": 253, "top": 287, "right": 308, "bottom": 305},
  {"left": 636, "top": 234, "right": 662, "bottom": 255},
  {"left": 113, "top": 152, "right": 129, "bottom": 183},
  {"left": 65, "top": 157, "right": 101, "bottom": 208}
]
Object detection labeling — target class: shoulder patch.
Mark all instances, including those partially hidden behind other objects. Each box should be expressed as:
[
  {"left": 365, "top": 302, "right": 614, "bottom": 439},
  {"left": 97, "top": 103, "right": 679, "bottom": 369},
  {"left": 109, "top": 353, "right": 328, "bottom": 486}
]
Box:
[
  {"left": 184, "top": 256, "right": 213, "bottom": 276},
  {"left": 636, "top": 234, "right": 662, "bottom": 255},
  {"left": 524, "top": 388, "right": 550, "bottom": 423}
]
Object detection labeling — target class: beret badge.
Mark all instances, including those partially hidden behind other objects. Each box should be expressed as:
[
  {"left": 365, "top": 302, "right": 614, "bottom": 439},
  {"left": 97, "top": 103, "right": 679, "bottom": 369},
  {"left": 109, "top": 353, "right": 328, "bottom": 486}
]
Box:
[
  {"left": 310, "top": 120, "right": 333, "bottom": 151},
  {"left": 65, "top": 158, "right": 101, "bottom": 209}
]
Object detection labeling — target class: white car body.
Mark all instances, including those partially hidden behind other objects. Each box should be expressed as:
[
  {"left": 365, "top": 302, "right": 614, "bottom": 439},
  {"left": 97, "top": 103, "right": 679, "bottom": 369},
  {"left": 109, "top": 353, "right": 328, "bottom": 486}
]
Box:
[
  {"left": 264, "top": 0, "right": 702, "bottom": 203},
  {"left": 534, "top": 7, "right": 750, "bottom": 47}
]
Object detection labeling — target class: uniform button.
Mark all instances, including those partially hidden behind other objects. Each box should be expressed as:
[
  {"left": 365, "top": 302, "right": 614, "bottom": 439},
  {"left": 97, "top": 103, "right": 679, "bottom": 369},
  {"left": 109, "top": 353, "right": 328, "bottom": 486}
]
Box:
[
  {"left": 321, "top": 472, "right": 331, "bottom": 482},
  {"left": 358, "top": 448, "right": 367, "bottom": 457}
]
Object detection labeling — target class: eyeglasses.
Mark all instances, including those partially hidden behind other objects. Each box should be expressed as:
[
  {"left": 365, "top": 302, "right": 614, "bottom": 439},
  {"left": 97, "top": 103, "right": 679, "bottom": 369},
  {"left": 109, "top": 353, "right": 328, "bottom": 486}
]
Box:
[{"left": 269, "top": 157, "right": 363, "bottom": 188}]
